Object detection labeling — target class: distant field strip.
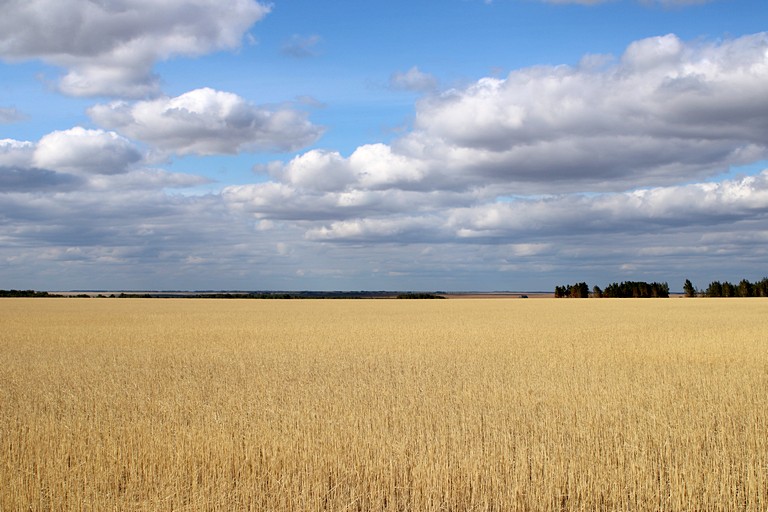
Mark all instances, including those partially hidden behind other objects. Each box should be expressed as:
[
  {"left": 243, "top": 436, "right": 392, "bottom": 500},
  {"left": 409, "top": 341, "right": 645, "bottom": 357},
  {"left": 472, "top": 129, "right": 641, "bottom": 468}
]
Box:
[{"left": 1, "top": 298, "right": 766, "bottom": 510}]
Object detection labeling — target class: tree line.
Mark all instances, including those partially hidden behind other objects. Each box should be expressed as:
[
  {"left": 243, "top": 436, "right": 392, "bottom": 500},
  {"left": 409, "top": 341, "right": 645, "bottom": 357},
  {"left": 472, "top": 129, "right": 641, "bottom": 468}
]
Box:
[
  {"left": 556, "top": 278, "right": 768, "bottom": 298},
  {"left": 684, "top": 278, "right": 768, "bottom": 297},
  {"left": 0, "top": 289, "right": 60, "bottom": 297},
  {"left": 0, "top": 289, "right": 447, "bottom": 299},
  {"left": 555, "top": 281, "right": 670, "bottom": 298}
]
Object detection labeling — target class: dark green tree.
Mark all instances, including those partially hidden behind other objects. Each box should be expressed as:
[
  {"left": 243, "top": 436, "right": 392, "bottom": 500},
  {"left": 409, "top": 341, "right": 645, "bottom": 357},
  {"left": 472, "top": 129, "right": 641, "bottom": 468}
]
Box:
[
  {"left": 554, "top": 282, "right": 589, "bottom": 298},
  {"left": 683, "top": 279, "right": 696, "bottom": 297},
  {"left": 571, "top": 282, "right": 589, "bottom": 298},
  {"left": 737, "top": 279, "right": 754, "bottom": 297},
  {"left": 705, "top": 281, "right": 723, "bottom": 297},
  {"left": 756, "top": 278, "right": 768, "bottom": 297}
]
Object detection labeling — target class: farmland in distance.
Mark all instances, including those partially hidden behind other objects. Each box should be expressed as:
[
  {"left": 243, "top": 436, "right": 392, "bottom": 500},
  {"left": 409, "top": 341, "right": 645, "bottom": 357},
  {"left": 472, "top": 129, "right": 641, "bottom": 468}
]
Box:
[{"left": 1, "top": 298, "right": 766, "bottom": 510}]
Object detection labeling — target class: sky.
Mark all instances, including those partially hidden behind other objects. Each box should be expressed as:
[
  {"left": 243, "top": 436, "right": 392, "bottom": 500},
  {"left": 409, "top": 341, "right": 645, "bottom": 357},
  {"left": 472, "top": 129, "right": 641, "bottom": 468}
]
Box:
[{"left": 1, "top": 0, "right": 767, "bottom": 292}]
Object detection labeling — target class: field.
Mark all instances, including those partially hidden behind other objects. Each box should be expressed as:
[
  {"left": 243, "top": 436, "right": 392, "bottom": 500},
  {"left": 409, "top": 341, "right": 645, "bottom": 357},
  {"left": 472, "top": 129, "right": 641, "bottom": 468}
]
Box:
[{"left": 1, "top": 298, "right": 766, "bottom": 511}]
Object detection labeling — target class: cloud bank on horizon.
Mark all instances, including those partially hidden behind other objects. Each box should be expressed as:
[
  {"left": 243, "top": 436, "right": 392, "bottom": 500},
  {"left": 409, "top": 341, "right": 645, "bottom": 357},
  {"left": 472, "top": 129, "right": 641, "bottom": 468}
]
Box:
[{"left": 0, "top": 0, "right": 766, "bottom": 291}]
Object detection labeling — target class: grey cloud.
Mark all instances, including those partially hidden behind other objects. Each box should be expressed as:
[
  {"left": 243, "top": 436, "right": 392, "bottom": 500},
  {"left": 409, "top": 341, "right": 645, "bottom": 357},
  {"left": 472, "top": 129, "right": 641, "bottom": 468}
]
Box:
[
  {"left": 0, "top": 107, "right": 25, "bottom": 123},
  {"left": 0, "top": 131, "right": 210, "bottom": 194},
  {"left": 281, "top": 34, "right": 323, "bottom": 58},
  {"left": 450, "top": 173, "right": 768, "bottom": 240},
  {"left": 89, "top": 88, "right": 324, "bottom": 155},
  {"left": 0, "top": 166, "right": 83, "bottom": 192},
  {"left": 303, "top": 171, "right": 768, "bottom": 244},
  {"left": 224, "top": 181, "right": 479, "bottom": 222},
  {"left": 86, "top": 169, "right": 211, "bottom": 191},
  {"left": 0, "top": 0, "right": 270, "bottom": 97},
  {"left": 458, "top": 136, "right": 764, "bottom": 193},
  {"left": 1, "top": 186, "right": 213, "bottom": 247},
  {"left": 0, "top": 185, "right": 309, "bottom": 290},
  {"left": 305, "top": 216, "right": 444, "bottom": 244},
  {"left": 389, "top": 67, "right": 438, "bottom": 92},
  {"left": 4, "top": 166, "right": 768, "bottom": 290}
]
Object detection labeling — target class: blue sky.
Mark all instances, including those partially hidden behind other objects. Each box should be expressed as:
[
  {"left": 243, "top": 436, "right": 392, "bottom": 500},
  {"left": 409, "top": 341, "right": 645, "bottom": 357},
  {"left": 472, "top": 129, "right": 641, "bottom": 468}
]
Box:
[{"left": 1, "top": 0, "right": 767, "bottom": 292}]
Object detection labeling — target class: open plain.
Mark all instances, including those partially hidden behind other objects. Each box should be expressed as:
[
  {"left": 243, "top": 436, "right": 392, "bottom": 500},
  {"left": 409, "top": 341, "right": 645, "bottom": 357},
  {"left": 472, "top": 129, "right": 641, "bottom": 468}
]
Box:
[{"left": 1, "top": 298, "right": 766, "bottom": 511}]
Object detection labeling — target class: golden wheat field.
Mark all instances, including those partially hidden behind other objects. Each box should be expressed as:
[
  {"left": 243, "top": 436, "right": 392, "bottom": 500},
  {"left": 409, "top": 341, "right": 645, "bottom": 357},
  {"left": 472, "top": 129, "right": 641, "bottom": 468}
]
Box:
[{"left": 1, "top": 298, "right": 766, "bottom": 511}]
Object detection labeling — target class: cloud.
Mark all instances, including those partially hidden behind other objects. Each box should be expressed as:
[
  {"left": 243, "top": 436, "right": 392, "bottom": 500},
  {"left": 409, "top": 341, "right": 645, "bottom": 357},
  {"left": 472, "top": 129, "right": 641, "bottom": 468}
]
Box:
[
  {"left": 279, "top": 150, "right": 355, "bottom": 191},
  {"left": 0, "top": 0, "right": 270, "bottom": 97},
  {"left": 244, "top": 32, "right": 767, "bottom": 198},
  {"left": 305, "top": 216, "right": 442, "bottom": 243},
  {"left": 389, "top": 67, "right": 438, "bottom": 92},
  {"left": 3, "top": 32, "right": 768, "bottom": 291},
  {"left": 410, "top": 32, "right": 767, "bottom": 189},
  {"left": 447, "top": 173, "right": 768, "bottom": 240},
  {"left": 0, "top": 131, "right": 214, "bottom": 284},
  {"left": 89, "top": 88, "right": 324, "bottom": 155},
  {"left": 302, "top": 171, "right": 768, "bottom": 244},
  {"left": 0, "top": 139, "right": 36, "bottom": 167},
  {"left": 0, "top": 107, "right": 25, "bottom": 123},
  {"left": 1, "top": 130, "right": 208, "bottom": 190},
  {"left": 0, "top": 177, "right": 306, "bottom": 289},
  {"left": 0, "top": 166, "right": 83, "bottom": 192},
  {"left": 33, "top": 127, "right": 142, "bottom": 175},
  {"left": 218, "top": 31, "right": 768, "bottom": 244},
  {"left": 281, "top": 34, "right": 323, "bottom": 58},
  {"left": 210, "top": 31, "right": 768, "bottom": 288}
]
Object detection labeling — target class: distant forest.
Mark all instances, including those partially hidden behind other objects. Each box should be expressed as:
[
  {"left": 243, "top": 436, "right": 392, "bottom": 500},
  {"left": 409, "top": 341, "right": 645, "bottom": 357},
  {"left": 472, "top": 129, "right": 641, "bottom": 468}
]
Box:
[
  {"left": 556, "top": 278, "right": 768, "bottom": 298},
  {"left": 684, "top": 278, "right": 768, "bottom": 298},
  {"left": 555, "top": 281, "right": 670, "bottom": 298},
  {"left": 0, "top": 289, "right": 62, "bottom": 298},
  {"left": 0, "top": 290, "right": 445, "bottom": 299}
]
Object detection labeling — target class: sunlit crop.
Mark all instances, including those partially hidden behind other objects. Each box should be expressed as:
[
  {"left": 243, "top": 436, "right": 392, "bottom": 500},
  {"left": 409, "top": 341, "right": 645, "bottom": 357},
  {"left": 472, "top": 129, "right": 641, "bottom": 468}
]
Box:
[{"left": 2, "top": 298, "right": 766, "bottom": 510}]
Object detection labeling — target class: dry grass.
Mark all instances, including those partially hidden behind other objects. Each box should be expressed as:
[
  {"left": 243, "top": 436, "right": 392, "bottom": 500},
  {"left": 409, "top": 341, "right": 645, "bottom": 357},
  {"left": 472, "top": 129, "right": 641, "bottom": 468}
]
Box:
[{"left": 1, "top": 298, "right": 766, "bottom": 511}]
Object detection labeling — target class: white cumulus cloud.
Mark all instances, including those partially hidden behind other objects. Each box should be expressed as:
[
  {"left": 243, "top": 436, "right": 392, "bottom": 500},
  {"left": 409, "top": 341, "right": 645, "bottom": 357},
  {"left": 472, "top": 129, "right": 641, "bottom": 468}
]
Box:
[
  {"left": 0, "top": 0, "right": 270, "bottom": 97},
  {"left": 215, "top": 30, "right": 768, "bottom": 285},
  {"left": 0, "top": 130, "right": 208, "bottom": 193},
  {"left": 33, "top": 127, "right": 142, "bottom": 175},
  {"left": 254, "top": 32, "right": 768, "bottom": 197},
  {"left": 407, "top": 32, "right": 768, "bottom": 190},
  {"left": 89, "top": 88, "right": 324, "bottom": 155},
  {"left": 0, "top": 139, "right": 36, "bottom": 167}
]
